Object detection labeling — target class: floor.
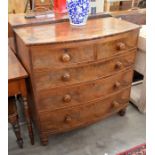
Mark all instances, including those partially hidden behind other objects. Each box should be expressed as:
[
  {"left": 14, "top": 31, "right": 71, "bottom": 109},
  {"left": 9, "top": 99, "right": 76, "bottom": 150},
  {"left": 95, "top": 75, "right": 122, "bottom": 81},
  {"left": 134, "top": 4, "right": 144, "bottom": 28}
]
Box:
[{"left": 8, "top": 103, "right": 146, "bottom": 155}]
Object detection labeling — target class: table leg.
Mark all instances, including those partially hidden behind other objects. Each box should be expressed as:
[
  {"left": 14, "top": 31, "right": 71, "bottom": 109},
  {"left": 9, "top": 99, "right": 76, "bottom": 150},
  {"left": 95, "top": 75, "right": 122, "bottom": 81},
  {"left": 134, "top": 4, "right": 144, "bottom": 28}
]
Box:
[
  {"left": 8, "top": 97, "right": 23, "bottom": 148},
  {"left": 12, "top": 121, "right": 23, "bottom": 148},
  {"left": 29, "top": 0, "right": 33, "bottom": 10},
  {"left": 22, "top": 96, "right": 34, "bottom": 145},
  {"left": 119, "top": 1, "right": 123, "bottom": 10}
]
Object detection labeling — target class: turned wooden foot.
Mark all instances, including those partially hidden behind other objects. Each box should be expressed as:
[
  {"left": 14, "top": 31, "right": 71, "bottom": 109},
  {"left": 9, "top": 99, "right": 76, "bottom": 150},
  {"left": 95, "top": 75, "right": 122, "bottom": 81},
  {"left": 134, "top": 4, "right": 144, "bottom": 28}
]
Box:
[
  {"left": 118, "top": 108, "right": 126, "bottom": 116},
  {"left": 22, "top": 96, "right": 34, "bottom": 145},
  {"left": 40, "top": 135, "right": 48, "bottom": 146}
]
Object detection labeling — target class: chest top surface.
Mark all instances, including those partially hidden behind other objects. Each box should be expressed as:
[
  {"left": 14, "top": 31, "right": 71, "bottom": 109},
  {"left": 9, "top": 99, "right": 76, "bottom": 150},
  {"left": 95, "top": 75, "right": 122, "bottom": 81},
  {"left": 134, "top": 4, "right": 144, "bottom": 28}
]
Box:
[
  {"left": 8, "top": 47, "right": 28, "bottom": 81},
  {"left": 14, "top": 17, "right": 140, "bottom": 46}
]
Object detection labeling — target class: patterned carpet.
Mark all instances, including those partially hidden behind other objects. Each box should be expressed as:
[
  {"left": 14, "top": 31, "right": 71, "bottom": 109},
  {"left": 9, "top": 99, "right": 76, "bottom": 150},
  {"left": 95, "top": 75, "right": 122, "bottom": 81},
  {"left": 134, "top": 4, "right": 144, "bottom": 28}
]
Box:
[{"left": 117, "top": 143, "right": 146, "bottom": 155}]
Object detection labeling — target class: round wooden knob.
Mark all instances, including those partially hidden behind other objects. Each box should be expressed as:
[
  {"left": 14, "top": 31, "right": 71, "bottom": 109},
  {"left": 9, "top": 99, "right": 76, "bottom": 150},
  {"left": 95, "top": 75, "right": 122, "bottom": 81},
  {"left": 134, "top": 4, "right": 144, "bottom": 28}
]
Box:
[
  {"left": 114, "top": 81, "right": 121, "bottom": 88},
  {"left": 63, "top": 94, "right": 71, "bottom": 103},
  {"left": 112, "top": 101, "right": 120, "bottom": 108},
  {"left": 116, "top": 42, "right": 126, "bottom": 50},
  {"left": 115, "top": 61, "right": 123, "bottom": 69},
  {"left": 61, "top": 53, "right": 71, "bottom": 62},
  {"left": 65, "top": 116, "right": 72, "bottom": 123},
  {"left": 62, "top": 73, "right": 71, "bottom": 81}
]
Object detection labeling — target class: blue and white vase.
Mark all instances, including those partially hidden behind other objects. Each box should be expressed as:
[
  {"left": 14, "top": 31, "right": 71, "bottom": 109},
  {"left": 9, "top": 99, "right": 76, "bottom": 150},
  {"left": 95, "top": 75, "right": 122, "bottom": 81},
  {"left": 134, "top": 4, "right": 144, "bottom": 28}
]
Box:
[{"left": 66, "top": 0, "right": 90, "bottom": 26}]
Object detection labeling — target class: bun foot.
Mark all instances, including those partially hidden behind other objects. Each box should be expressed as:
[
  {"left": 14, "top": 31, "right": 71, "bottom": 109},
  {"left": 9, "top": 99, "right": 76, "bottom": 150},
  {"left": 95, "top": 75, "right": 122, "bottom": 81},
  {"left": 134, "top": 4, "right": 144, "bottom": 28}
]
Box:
[
  {"left": 40, "top": 135, "right": 48, "bottom": 146},
  {"left": 41, "top": 139, "right": 48, "bottom": 146},
  {"left": 118, "top": 108, "right": 126, "bottom": 116}
]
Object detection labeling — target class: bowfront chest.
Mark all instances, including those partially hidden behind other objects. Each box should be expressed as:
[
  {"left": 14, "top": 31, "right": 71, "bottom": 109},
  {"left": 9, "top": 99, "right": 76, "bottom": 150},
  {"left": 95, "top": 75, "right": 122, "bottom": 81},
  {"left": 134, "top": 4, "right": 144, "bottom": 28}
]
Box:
[{"left": 14, "top": 17, "right": 140, "bottom": 145}]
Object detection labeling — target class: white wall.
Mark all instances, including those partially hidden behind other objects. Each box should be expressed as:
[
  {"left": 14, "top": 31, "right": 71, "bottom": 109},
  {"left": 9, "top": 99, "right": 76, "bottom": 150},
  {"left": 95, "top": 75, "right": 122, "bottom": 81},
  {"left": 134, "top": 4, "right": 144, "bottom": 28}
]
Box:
[{"left": 89, "top": 0, "right": 104, "bottom": 14}]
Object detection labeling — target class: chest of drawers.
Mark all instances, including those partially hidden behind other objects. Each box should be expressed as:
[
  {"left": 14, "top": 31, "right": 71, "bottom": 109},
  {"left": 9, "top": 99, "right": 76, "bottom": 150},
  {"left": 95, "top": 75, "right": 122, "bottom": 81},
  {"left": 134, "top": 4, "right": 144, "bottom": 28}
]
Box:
[{"left": 14, "top": 17, "right": 140, "bottom": 145}]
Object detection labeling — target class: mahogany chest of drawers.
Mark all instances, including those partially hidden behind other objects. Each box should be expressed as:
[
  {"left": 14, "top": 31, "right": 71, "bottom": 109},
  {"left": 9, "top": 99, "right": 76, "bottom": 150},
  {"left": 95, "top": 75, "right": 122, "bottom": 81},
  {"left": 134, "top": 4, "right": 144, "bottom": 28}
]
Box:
[{"left": 14, "top": 17, "right": 140, "bottom": 145}]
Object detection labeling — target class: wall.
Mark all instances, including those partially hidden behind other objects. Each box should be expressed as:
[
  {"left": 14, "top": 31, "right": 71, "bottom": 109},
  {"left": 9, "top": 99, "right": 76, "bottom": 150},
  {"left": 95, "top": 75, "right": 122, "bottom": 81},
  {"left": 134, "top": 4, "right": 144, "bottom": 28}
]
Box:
[{"left": 8, "top": 0, "right": 28, "bottom": 13}]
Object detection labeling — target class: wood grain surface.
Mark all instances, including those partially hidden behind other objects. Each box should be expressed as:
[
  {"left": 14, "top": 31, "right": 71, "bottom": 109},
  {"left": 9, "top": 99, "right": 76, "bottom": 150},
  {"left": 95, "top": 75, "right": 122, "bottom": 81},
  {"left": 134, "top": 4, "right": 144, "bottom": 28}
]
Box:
[
  {"left": 8, "top": 47, "right": 28, "bottom": 81},
  {"left": 13, "top": 17, "right": 140, "bottom": 145},
  {"left": 39, "top": 88, "right": 131, "bottom": 133},
  {"left": 14, "top": 17, "right": 140, "bottom": 45},
  {"left": 36, "top": 69, "right": 133, "bottom": 111},
  {"left": 8, "top": 12, "right": 112, "bottom": 28}
]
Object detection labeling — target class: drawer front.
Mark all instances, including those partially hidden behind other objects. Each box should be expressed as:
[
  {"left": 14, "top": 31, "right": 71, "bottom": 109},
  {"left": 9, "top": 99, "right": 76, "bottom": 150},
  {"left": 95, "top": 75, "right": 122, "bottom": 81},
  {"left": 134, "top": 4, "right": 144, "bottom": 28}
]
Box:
[
  {"left": 37, "top": 69, "right": 133, "bottom": 110},
  {"left": 39, "top": 88, "right": 130, "bottom": 133},
  {"left": 31, "top": 45, "right": 94, "bottom": 70},
  {"left": 34, "top": 50, "right": 136, "bottom": 91},
  {"left": 97, "top": 30, "right": 138, "bottom": 60}
]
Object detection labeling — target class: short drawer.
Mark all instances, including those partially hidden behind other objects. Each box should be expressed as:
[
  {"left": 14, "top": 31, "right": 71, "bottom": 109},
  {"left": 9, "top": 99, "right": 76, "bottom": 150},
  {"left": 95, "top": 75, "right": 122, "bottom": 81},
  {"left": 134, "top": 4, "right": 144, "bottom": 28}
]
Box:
[
  {"left": 34, "top": 50, "right": 136, "bottom": 91},
  {"left": 37, "top": 69, "right": 133, "bottom": 110},
  {"left": 31, "top": 45, "right": 94, "bottom": 70},
  {"left": 96, "top": 30, "right": 138, "bottom": 60},
  {"left": 39, "top": 88, "right": 130, "bottom": 133}
]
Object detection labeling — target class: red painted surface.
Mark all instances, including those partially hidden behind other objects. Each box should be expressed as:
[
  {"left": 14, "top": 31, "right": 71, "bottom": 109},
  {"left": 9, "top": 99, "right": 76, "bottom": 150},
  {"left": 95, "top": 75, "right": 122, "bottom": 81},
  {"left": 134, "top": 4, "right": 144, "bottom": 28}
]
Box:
[{"left": 53, "top": 0, "right": 67, "bottom": 13}]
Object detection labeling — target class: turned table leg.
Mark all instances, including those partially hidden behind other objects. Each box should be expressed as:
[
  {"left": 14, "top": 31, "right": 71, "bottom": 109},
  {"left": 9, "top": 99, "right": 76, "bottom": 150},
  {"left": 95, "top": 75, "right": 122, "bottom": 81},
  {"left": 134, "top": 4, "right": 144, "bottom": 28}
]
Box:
[
  {"left": 12, "top": 121, "right": 23, "bottom": 148},
  {"left": 22, "top": 96, "right": 34, "bottom": 145},
  {"left": 8, "top": 97, "right": 23, "bottom": 148}
]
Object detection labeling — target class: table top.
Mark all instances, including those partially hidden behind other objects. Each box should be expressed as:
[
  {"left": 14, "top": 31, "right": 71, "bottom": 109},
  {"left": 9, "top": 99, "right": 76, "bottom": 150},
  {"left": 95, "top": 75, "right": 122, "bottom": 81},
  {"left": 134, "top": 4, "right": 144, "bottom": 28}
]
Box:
[
  {"left": 8, "top": 12, "right": 112, "bottom": 28},
  {"left": 8, "top": 13, "right": 68, "bottom": 28},
  {"left": 8, "top": 9, "right": 145, "bottom": 28},
  {"left": 111, "top": 8, "right": 146, "bottom": 17},
  {"left": 8, "top": 47, "right": 28, "bottom": 81},
  {"left": 14, "top": 17, "right": 140, "bottom": 46}
]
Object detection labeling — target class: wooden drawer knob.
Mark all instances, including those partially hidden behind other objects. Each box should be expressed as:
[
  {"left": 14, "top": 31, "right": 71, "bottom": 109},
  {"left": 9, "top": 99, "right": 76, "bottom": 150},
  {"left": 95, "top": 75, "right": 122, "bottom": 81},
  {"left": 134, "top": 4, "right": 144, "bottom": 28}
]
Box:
[
  {"left": 63, "top": 94, "right": 72, "bottom": 103},
  {"left": 116, "top": 42, "right": 126, "bottom": 50},
  {"left": 65, "top": 116, "right": 72, "bottom": 123},
  {"left": 114, "top": 81, "right": 121, "bottom": 88},
  {"left": 62, "top": 53, "right": 71, "bottom": 62},
  {"left": 115, "top": 61, "right": 123, "bottom": 69},
  {"left": 62, "top": 73, "right": 71, "bottom": 81},
  {"left": 112, "top": 101, "right": 120, "bottom": 108}
]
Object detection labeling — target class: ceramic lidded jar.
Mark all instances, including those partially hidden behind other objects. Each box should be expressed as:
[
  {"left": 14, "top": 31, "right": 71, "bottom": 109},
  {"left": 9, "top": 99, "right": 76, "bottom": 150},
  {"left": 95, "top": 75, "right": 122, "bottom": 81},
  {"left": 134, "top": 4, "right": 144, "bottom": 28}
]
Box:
[{"left": 66, "top": 0, "right": 90, "bottom": 26}]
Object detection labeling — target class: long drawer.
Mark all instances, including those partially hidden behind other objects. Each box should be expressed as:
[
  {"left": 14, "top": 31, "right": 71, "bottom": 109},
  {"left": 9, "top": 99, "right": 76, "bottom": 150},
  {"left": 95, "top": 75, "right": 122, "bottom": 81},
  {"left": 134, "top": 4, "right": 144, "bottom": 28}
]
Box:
[
  {"left": 36, "top": 69, "right": 133, "bottom": 111},
  {"left": 39, "top": 88, "right": 131, "bottom": 133},
  {"left": 34, "top": 50, "right": 136, "bottom": 91},
  {"left": 31, "top": 30, "right": 138, "bottom": 71}
]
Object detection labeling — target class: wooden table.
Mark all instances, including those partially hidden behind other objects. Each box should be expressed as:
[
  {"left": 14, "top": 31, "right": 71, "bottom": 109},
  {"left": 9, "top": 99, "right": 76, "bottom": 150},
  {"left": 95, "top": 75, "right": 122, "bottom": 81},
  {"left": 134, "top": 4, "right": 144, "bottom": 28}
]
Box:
[
  {"left": 111, "top": 8, "right": 146, "bottom": 25},
  {"left": 8, "top": 47, "right": 34, "bottom": 146}
]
